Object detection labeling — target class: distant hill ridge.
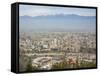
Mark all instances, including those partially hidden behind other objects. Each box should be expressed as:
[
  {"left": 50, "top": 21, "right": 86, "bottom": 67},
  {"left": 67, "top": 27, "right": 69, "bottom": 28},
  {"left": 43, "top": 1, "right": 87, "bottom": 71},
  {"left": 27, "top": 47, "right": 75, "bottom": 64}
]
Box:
[{"left": 20, "top": 14, "right": 95, "bottom": 18}]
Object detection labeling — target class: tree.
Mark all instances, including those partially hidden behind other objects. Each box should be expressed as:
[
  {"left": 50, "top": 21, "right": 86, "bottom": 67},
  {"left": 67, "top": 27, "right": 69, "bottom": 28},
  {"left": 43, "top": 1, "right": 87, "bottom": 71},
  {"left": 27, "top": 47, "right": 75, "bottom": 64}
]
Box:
[
  {"left": 26, "top": 58, "right": 33, "bottom": 71},
  {"left": 52, "top": 60, "right": 68, "bottom": 69}
]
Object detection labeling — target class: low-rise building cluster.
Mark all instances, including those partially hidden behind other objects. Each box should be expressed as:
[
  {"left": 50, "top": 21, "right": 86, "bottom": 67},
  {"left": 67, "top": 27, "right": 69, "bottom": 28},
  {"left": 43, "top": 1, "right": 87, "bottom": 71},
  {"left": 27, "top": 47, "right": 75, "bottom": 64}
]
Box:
[{"left": 19, "top": 32, "right": 96, "bottom": 71}]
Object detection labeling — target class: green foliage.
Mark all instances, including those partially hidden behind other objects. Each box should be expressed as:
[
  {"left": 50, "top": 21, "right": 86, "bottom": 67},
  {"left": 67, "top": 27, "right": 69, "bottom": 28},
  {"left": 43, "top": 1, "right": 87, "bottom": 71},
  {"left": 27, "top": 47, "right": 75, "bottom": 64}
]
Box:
[
  {"left": 52, "top": 60, "right": 96, "bottom": 69},
  {"left": 52, "top": 60, "right": 69, "bottom": 69},
  {"left": 79, "top": 61, "right": 96, "bottom": 68},
  {"left": 26, "top": 59, "right": 39, "bottom": 71},
  {"left": 26, "top": 58, "right": 33, "bottom": 71}
]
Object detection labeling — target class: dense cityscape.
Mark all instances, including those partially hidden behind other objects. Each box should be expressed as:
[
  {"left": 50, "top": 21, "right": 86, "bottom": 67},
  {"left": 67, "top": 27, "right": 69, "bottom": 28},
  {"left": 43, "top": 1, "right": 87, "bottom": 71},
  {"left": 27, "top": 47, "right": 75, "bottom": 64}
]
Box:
[{"left": 19, "top": 32, "right": 96, "bottom": 72}]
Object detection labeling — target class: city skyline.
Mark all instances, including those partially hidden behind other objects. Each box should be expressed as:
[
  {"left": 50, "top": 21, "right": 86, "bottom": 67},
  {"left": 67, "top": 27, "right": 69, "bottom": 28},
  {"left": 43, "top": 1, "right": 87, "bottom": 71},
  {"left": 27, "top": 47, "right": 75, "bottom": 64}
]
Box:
[{"left": 19, "top": 5, "right": 96, "bottom": 72}]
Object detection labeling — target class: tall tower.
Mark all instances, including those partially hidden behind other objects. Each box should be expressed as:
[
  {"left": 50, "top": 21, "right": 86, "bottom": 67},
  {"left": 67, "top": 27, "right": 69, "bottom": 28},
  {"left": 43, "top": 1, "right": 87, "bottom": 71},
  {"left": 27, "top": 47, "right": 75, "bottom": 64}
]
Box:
[{"left": 54, "top": 38, "right": 57, "bottom": 48}]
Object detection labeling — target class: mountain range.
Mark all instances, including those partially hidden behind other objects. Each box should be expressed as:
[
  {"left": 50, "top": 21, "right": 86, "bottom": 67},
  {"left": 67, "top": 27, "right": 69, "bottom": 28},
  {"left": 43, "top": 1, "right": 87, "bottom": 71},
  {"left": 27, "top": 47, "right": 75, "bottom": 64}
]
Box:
[{"left": 19, "top": 14, "right": 96, "bottom": 32}]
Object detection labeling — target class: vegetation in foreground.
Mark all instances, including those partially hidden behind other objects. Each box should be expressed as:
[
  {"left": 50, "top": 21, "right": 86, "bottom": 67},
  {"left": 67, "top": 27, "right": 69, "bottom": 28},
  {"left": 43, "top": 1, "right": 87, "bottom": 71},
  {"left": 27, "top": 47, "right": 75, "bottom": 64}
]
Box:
[{"left": 25, "top": 59, "right": 96, "bottom": 71}]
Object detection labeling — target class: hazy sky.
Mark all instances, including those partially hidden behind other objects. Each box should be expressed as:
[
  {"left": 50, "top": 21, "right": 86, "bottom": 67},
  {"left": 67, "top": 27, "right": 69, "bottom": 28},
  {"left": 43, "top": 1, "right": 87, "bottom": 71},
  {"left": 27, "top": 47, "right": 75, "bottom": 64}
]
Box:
[
  {"left": 19, "top": 4, "right": 96, "bottom": 32},
  {"left": 19, "top": 5, "right": 96, "bottom": 17}
]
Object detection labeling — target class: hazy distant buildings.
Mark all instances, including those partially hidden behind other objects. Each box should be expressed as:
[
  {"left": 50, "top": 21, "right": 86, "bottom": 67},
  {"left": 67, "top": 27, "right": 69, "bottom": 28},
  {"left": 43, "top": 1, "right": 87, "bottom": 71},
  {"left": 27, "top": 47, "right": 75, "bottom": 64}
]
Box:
[{"left": 19, "top": 32, "right": 96, "bottom": 71}]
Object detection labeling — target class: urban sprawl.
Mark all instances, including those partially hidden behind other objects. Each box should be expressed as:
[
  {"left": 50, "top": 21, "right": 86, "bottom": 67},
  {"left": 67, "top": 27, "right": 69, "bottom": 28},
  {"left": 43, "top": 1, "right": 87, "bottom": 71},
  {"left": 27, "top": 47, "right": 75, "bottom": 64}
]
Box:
[{"left": 19, "top": 32, "right": 96, "bottom": 71}]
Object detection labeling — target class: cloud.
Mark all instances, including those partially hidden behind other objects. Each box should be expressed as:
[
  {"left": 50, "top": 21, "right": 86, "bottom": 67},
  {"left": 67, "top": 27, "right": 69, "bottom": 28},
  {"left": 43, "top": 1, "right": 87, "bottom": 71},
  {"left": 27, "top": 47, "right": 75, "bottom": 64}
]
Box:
[{"left": 19, "top": 5, "right": 96, "bottom": 17}]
